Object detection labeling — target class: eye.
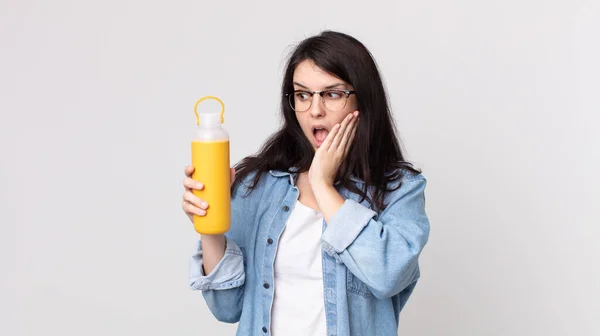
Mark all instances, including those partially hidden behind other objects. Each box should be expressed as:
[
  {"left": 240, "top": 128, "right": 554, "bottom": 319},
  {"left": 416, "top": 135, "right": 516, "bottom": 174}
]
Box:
[
  {"left": 325, "top": 90, "right": 343, "bottom": 99},
  {"left": 294, "top": 91, "right": 311, "bottom": 101}
]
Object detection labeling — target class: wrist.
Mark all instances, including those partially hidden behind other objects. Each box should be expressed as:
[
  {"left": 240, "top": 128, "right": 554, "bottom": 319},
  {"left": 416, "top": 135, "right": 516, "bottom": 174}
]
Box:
[
  {"left": 310, "top": 179, "right": 333, "bottom": 192},
  {"left": 201, "top": 234, "right": 226, "bottom": 248},
  {"left": 200, "top": 234, "right": 227, "bottom": 275},
  {"left": 201, "top": 233, "right": 225, "bottom": 240},
  {"left": 312, "top": 183, "right": 345, "bottom": 224}
]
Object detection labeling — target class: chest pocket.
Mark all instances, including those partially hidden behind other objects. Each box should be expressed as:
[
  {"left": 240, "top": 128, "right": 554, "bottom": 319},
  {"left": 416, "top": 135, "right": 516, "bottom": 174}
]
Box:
[{"left": 346, "top": 269, "right": 374, "bottom": 298}]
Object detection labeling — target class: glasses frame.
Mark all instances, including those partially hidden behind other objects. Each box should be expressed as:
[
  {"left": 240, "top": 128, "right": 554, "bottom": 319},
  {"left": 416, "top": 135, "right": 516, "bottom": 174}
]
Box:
[{"left": 285, "top": 89, "right": 356, "bottom": 112}]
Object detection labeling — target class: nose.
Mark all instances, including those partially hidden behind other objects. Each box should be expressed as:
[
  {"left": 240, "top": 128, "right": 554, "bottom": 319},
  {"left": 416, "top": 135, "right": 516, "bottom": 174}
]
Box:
[{"left": 308, "top": 94, "right": 325, "bottom": 118}]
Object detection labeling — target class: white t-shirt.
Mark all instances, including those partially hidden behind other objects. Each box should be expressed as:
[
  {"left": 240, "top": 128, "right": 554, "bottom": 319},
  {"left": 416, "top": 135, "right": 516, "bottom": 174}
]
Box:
[{"left": 270, "top": 200, "right": 327, "bottom": 336}]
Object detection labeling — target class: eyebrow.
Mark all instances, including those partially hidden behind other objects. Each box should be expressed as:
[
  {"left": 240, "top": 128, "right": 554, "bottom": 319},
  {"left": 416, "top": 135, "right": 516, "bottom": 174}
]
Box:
[{"left": 293, "top": 82, "right": 348, "bottom": 90}]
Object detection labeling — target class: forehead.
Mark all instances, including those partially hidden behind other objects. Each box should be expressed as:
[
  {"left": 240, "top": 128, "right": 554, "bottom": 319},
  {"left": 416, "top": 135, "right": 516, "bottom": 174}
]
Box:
[{"left": 292, "top": 59, "right": 348, "bottom": 89}]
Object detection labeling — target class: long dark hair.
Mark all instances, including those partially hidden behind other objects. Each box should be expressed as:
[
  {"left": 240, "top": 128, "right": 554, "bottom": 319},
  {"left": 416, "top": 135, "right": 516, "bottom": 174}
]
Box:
[{"left": 233, "top": 30, "right": 419, "bottom": 212}]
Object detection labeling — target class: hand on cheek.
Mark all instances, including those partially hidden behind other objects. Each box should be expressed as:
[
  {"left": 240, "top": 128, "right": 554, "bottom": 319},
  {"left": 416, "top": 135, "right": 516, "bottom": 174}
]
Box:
[{"left": 308, "top": 111, "right": 360, "bottom": 188}]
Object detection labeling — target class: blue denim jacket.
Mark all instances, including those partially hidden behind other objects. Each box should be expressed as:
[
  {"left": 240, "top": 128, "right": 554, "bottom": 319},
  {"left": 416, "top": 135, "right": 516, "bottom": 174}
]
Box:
[{"left": 189, "top": 168, "right": 430, "bottom": 336}]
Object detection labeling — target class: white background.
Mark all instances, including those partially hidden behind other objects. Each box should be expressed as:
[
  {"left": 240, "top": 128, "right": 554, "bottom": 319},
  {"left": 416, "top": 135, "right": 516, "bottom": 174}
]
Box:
[{"left": 1, "top": 0, "right": 598, "bottom": 335}]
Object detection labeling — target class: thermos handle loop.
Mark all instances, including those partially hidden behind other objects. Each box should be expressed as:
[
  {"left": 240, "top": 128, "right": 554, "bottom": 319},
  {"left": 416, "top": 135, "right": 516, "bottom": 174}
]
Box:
[{"left": 194, "top": 96, "right": 225, "bottom": 125}]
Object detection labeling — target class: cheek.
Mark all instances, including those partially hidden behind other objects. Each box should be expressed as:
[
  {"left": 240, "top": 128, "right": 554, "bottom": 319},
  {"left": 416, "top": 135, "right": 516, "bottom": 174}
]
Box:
[
  {"left": 346, "top": 95, "right": 358, "bottom": 109},
  {"left": 339, "top": 97, "right": 358, "bottom": 117},
  {"left": 336, "top": 111, "right": 353, "bottom": 124},
  {"left": 296, "top": 116, "right": 311, "bottom": 133}
]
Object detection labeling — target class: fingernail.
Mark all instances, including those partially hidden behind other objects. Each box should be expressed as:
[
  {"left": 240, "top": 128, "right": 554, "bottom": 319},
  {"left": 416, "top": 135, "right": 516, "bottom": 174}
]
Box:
[
  {"left": 201, "top": 201, "right": 208, "bottom": 208},
  {"left": 197, "top": 183, "right": 203, "bottom": 189}
]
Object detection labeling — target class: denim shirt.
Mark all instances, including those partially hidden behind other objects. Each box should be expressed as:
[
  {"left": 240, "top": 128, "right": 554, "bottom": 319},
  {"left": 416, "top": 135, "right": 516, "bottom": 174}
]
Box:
[{"left": 189, "top": 168, "right": 430, "bottom": 336}]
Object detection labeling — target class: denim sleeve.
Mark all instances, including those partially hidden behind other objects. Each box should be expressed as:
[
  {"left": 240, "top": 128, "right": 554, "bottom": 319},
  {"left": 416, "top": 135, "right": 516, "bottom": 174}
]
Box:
[
  {"left": 189, "top": 236, "right": 245, "bottom": 323},
  {"left": 321, "top": 174, "right": 430, "bottom": 300},
  {"left": 189, "top": 237, "right": 245, "bottom": 290},
  {"left": 188, "top": 172, "right": 260, "bottom": 323}
]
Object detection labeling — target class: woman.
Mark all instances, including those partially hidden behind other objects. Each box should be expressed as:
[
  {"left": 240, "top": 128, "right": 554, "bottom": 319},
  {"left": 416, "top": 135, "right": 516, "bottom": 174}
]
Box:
[{"left": 182, "top": 30, "right": 430, "bottom": 336}]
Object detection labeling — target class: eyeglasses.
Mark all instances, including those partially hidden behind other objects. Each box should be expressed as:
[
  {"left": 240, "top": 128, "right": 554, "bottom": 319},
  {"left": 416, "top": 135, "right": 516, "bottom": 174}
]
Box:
[{"left": 285, "top": 89, "right": 356, "bottom": 112}]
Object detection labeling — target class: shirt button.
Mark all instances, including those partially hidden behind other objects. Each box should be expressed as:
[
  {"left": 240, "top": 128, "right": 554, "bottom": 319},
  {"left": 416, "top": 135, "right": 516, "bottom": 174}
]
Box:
[
  {"left": 283, "top": 205, "right": 289, "bottom": 212},
  {"left": 262, "top": 327, "right": 268, "bottom": 333},
  {"left": 267, "top": 238, "right": 273, "bottom": 244},
  {"left": 263, "top": 282, "right": 270, "bottom": 289}
]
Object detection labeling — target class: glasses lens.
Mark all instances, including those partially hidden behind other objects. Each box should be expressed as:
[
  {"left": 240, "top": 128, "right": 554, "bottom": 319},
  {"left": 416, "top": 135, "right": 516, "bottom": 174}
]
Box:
[
  {"left": 323, "top": 90, "right": 348, "bottom": 112},
  {"left": 290, "top": 91, "right": 312, "bottom": 112}
]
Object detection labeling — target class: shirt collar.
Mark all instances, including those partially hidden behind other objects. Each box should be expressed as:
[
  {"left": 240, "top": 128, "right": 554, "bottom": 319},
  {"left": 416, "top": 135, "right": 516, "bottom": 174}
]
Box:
[{"left": 268, "top": 167, "right": 364, "bottom": 186}]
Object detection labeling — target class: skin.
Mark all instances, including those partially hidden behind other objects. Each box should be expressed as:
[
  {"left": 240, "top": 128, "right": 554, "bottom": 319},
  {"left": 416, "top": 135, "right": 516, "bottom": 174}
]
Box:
[{"left": 182, "top": 60, "right": 360, "bottom": 274}]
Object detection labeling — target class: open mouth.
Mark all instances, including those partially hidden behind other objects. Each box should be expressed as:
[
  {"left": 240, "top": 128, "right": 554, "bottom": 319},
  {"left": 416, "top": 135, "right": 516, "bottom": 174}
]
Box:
[{"left": 312, "top": 126, "right": 329, "bottom": 147}]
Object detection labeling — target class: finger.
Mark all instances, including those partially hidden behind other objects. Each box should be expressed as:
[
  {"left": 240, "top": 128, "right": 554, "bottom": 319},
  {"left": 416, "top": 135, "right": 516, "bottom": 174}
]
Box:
[
  {"left": 320, "top": 124, "right": 340, "bottom": 151},
  {"left": 329, "top": 113, "right": 354, "bottom": 152},
  {"left": 183, "top": 190, "right": 208, "bottom": 209},
  {"left": 343, "top": 116, "right": 359, "bottom": 157},
  {"left": 337, "top": 112, "right": 359, "bottom": 152},
  {"left": 183, "top": 201, "right": 206, "bottom": 216},
  {"left": 185, "top": 165, "right": 195, "bottom": 177},
  {"left": 337, "top": 115, "right": 357, "bottom": 155},
  {"left": 333, "top": 113, "right": 357, "bottom": 153},
  {"left": 230, "top": 168, "right": 236, "bottom": 186},
  {"left": 183, "top": 177, "right": 204, "bottom": 191}
]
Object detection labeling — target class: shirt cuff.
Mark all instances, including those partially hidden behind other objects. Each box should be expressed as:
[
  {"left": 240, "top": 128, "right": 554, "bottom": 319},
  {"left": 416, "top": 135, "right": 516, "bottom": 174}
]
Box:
[
  {"left": 321, "top": 199, "right": 377, "bottom": 260},
  {"left": 189, "top": 236, "right": 245, "bottom": 291}
]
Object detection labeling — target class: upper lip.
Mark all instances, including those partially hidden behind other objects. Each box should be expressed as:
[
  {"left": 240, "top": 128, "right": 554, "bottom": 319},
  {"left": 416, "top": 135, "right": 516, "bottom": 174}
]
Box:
[{"left": 312, "top": 124, "right": 329, "bottom": 132}]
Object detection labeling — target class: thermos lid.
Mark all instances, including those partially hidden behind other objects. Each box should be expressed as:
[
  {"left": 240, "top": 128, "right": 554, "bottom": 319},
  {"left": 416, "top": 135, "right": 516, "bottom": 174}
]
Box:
[{"left": 194, "top": 96, "right": 225, "bottom": 126}]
